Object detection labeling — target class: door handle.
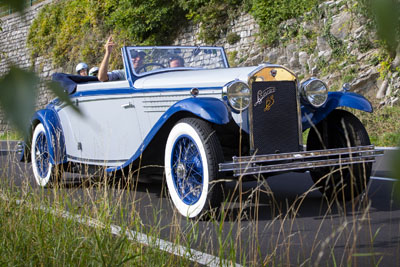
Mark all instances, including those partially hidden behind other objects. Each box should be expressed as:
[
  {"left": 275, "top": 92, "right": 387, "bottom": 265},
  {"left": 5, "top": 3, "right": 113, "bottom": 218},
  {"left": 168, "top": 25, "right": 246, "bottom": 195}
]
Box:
[{"left": 121, "top": 102, "right": 135, "bottom": 109}]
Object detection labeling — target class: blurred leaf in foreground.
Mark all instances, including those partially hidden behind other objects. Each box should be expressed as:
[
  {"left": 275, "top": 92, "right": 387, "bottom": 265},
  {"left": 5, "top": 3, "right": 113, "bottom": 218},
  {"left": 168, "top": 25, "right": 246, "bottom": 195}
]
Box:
[
  {"left": 370, "top": 0, "right": 400, "bottom": 55},
  {"left": 369, "top": 0, "right": 400, "bottom": 192},
  {"left": 46, "top": 80, "right": 81, "bottom": 115},
  {"left": 0, "top": 66, "right": 38, "bottom": 138}
]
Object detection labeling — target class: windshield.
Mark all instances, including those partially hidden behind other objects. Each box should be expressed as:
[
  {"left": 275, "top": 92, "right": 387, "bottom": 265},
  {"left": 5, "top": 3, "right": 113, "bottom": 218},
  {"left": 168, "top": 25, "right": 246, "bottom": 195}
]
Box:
[{"left": 126, "top": 46, "right": 229, "bottom": 76}]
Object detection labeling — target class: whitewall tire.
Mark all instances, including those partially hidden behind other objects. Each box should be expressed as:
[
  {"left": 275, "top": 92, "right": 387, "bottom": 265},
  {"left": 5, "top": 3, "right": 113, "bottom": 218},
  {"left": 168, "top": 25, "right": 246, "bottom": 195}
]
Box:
[
  {"left": 165, "top": 118, "right": 223, "bottom": 218},
  {"left": 31, "top": 123, "right": 54, "bottom": 186}
]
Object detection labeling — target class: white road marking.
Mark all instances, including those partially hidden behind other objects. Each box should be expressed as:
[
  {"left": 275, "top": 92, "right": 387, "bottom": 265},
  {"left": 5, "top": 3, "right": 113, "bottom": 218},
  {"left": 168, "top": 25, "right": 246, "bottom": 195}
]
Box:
[
  {"left": 2, "top": 196, "right": 241, "bottom": 267},
  {"left": 371, "top": 176, "right": 397, "bottom": 182}
]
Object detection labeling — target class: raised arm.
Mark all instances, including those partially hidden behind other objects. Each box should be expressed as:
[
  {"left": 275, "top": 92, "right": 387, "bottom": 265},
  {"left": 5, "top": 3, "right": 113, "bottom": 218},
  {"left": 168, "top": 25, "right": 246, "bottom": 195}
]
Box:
[{"left": 98, "top": 36, "right": 115, "bottom": 82}]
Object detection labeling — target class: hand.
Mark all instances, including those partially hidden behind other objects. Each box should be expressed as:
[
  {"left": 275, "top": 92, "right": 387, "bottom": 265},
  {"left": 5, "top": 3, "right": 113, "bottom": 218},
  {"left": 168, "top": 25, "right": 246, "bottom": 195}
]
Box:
[{"left": 105, "top": 36, "right": 115, "bottom": 54}]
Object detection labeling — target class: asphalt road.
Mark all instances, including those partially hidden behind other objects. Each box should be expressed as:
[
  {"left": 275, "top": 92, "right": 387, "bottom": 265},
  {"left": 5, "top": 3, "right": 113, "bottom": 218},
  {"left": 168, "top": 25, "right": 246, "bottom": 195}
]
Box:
[{"left": 1, "top": 141, "right": 399, "bottom": 266}]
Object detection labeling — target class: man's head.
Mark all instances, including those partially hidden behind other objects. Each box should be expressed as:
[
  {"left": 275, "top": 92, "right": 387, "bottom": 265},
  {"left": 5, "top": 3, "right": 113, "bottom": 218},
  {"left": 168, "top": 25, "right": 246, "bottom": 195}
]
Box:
[
  {"left": 169, "top": 55, "right": 184, "bottom": 68},
  {"left": 131, "top": 51, "right": 146, "bottom": 71},
  {"left": 76, "top": 62, "right": 88, "bottom": 76}
]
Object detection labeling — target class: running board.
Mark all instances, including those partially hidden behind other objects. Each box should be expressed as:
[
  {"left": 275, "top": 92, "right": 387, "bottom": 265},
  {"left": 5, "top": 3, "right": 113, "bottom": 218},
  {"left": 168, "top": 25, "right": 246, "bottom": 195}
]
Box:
[{"left": 219, "top": 145, "right": 384, "bottom": 176}]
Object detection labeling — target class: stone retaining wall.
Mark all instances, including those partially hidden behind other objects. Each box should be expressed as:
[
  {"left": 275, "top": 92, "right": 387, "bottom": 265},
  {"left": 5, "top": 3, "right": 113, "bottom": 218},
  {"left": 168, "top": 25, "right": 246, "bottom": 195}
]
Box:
[{"left": 0, "top": 0, "right": 57, "bottom": 133}]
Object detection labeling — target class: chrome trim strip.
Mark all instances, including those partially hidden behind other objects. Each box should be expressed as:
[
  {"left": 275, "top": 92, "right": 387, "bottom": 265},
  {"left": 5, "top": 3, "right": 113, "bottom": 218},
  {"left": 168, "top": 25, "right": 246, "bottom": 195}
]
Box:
[
  {"left": 219, "top": 145, "right": 384, "bottom": 176},
  {"left": 231, "top": 145, "right": 377, "bottom": 163},
  {"left": 67, "top": 154, "right": 128, "bottom": 166}
]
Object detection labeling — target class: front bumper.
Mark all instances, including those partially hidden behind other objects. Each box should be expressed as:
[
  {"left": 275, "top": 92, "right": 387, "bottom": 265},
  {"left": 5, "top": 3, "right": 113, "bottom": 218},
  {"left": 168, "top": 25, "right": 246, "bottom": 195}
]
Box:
[{"left": 219, "top": 145, "right": 384, "bottom": 176}]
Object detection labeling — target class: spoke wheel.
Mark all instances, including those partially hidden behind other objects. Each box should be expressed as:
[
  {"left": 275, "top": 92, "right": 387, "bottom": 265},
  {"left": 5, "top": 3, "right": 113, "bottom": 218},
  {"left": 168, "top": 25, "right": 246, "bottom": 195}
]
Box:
[
  {"left": 31, "top": 123, "right": 60, "bottom": 187},
  {"left": 307, "top": 110, "right": 372, "bottom": 200},
  {"left": 165, "top": 118, "right": 223, "bottom": 218}
]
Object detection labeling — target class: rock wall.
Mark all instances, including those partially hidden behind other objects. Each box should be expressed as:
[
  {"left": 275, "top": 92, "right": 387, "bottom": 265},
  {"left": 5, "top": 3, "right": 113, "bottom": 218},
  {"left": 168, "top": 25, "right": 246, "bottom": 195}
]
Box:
[
  {"left": 0, "top": 0, "right": 58, "bottom": 133},
  {"left": 173, "top": 0, "right": 399, "bottom": 105}
]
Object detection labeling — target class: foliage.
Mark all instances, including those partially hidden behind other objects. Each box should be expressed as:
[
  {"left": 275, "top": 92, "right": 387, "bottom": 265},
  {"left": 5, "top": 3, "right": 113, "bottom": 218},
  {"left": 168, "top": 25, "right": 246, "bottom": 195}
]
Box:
[
  {"left": 226, "top": 32, "right": 241, "bottom": 45},
  {"left": 355, "top": 104, "right": 400, "bottom": 147},
  {"left": 178, "top": 0, "right": 247, "bottom": 44},
  {"left": 250, "top": 0, "right": 320, "bottom": 46},
  {"left": 28, "top": 0, "right": 186, "bottom": 70}
]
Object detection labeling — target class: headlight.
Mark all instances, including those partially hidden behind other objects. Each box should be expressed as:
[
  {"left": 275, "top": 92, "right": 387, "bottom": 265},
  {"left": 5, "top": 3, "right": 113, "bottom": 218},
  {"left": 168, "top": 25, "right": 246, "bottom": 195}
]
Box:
[
  {"left": 223, "top": 80, "right": 250, "bottom": 111},
  {"left": 300, "top": 78, "right": 328, "bottom": 108}
]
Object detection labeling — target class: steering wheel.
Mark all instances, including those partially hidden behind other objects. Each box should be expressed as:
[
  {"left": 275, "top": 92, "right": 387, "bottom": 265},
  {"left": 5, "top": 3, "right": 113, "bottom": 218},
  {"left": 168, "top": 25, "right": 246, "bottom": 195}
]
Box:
[{"left": 136, "top": 63, "right": 165, "bottom": 73}]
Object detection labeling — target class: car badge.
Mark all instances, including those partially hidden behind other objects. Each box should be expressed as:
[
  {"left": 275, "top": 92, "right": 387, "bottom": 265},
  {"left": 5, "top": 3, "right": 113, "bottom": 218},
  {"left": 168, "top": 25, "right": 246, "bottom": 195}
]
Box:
[
  {"left": 264, "top": 95, "right": 274, "bottom": 111},
  {"left": 270, "top": 69, "right": 277, "bottom": 77}
]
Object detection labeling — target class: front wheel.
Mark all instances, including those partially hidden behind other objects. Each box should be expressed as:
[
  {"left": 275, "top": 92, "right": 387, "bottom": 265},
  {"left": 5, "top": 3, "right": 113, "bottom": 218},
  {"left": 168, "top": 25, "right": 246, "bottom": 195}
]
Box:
[
  {"left": 31, "top": 123, "right": 61, "bottom": 187},
  {"left": 307, "top": 110, "right": 372, "bottom": 200},
  {"left": 164, "top": 118, "right": 223, "bottom": 218}
]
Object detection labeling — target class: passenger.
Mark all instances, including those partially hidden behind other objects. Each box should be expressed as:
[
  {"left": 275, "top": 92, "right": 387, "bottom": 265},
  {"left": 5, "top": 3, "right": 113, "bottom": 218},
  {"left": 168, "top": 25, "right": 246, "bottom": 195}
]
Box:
[
  {"left": 76, "top": 62, "right": 88, "bottom": 76},
  {"left": 169, "top": 55, "right": 184, "bottom": 68},
  {"left": 98, "top": 36, "right": 145, "bottom": 82}
]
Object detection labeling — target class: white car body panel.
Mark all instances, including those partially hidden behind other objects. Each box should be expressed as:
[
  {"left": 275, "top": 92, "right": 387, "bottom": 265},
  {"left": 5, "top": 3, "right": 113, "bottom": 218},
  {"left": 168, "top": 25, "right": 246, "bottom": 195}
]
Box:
[{"left": 58, "top": 75, "right": 226, "bottom": 167}]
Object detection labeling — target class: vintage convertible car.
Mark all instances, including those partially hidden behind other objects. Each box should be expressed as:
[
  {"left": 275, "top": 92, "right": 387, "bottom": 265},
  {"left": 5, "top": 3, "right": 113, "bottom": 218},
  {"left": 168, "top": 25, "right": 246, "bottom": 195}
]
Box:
[{"left": 20, "top": 46, "right": 383, "bottom": 218}]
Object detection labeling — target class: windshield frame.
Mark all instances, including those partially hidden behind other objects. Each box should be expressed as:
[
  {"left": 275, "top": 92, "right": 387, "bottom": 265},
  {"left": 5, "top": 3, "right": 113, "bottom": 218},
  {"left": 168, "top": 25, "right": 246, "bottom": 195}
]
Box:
[{"left": 124, "top": 46, "right": 230, "bottom": 79}]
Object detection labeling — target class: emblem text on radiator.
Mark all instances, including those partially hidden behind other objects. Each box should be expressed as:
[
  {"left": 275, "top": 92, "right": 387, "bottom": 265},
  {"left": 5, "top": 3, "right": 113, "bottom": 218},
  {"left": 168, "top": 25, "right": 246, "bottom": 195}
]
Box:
[
  {"left": 264, "top": 95, "right": 274, "bottom": 111},
  {"left": 254, "top": 87, "right": 276, "bottom": 107}
]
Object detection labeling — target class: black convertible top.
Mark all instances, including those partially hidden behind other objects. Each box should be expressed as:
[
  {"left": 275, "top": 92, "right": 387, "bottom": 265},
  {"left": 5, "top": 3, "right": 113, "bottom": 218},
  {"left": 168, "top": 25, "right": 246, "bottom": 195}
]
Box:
[{"left": 52, "top": 73, "right": 99, "bottom": 95}]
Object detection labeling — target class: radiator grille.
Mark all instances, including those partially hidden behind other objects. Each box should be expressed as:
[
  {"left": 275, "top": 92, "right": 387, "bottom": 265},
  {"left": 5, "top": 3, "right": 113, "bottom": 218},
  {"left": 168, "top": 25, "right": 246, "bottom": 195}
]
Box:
[{"left": 251, "top": 81, "right": 300, "bottom": 154}]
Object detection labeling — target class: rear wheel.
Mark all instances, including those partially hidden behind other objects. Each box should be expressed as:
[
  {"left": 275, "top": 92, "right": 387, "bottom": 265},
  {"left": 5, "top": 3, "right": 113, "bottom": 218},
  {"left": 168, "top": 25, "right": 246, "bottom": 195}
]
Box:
[
  {"left": 165, "top": 118, "right": 223, "bottom": 218},
  {"left": 307, "top": 110, "right": 372, "bottom": 200},
  {"left": 31, "top": 123, "right": 62, "bottom": 187}
]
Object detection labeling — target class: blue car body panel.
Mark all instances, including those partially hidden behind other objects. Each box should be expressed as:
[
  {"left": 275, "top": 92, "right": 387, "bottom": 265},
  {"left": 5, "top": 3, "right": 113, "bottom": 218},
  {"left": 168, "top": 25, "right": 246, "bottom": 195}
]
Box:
[
  {"left": 32, "top": 105, "right": 67, "bottom": 165},
  {"left": 301, "top": 91, "right": 373, "bottom": 130},
  {"left": 106, "top": 97, "right": 231, "bottom": 172}
]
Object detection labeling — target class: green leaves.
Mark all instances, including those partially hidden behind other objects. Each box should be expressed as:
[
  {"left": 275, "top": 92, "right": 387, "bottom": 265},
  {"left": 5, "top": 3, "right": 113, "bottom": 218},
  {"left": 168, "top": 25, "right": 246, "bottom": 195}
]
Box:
[
  {"left": 0, "top": 68, "right": 81, "bottom": 138},
  {"left": 0, "top": 67, "right": 38, "bottom": 138}
]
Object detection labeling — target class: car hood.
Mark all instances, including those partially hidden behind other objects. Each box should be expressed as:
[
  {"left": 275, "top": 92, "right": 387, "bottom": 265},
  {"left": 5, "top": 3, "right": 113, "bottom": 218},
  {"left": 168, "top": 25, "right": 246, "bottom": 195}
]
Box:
[{"left": 133, "top": 66, "right": 259, "bottom": 89}]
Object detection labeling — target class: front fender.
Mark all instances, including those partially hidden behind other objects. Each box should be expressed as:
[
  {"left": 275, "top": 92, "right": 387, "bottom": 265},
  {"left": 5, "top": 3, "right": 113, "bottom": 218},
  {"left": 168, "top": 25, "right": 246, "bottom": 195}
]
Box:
[
  {"left": 168, "top": 97, "right": 231, "bottom": 125},
  {"left": 302, "top": 91, "right": 372, "bottom": 130},
  {"left": 31, "top": 108, "right": 67, "bottom": 165}
]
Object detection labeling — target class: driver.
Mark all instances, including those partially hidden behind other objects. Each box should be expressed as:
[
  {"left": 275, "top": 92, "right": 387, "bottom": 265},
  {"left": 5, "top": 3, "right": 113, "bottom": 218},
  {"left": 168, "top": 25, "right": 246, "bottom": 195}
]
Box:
[{"left": 98, "top": 36, "right": 145, "bottom": 82}]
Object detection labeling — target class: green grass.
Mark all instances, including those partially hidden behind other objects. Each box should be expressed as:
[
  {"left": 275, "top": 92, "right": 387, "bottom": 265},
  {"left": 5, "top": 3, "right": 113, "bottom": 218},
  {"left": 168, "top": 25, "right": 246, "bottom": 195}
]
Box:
[
  {"left": 354, "top": 103, "right": 400, "bottom": 147},
  {"left": 0, "top": 189, "right": 196, "bottom": 266},
  {"left": 0, "top": 131, "right": 21, "bottom": 141}
]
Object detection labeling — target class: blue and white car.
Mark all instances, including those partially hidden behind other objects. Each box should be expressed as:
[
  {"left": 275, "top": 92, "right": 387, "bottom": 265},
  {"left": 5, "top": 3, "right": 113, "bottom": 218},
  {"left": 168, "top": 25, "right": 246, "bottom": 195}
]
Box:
[{"left": 23, "top": 46, "right": 383, "bottom": 218}]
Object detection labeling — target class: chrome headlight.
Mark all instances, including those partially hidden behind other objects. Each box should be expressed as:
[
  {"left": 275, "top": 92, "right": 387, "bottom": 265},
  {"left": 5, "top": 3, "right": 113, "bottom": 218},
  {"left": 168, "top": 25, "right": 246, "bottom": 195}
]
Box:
[
  {"left": 223, "top": 80, "right": 250, "bottom": 111},
  {"left": 300, "top": 78, "right": 328, "bottom": 108}
]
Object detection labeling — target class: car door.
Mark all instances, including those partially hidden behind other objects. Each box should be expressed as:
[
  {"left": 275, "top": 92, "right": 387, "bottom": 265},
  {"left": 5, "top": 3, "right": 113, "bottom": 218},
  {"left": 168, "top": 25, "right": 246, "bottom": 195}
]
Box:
[{"left": 58, "top": 87, "right": 143, "bottom": 167}]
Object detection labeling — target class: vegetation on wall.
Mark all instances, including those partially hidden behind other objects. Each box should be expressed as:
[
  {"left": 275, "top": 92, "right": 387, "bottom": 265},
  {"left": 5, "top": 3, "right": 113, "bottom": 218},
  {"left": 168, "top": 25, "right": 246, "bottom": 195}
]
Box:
[
  {"left": 178, "top": 0, "right": 249, "bottom": 44},
  {"left": 250, "top": 0, "right": 321, "bottom": 46},
  {"left": 28, "top": 0, "right": 186, "bottom": 70},
  {"left": 27, "top": 0, "right": 325, "bottom": 69}
]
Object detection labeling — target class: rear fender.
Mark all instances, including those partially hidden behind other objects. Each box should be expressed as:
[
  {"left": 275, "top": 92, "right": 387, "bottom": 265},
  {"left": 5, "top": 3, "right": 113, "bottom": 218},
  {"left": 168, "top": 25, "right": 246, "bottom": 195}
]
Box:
[
  {"left": 30, "top": 109, "right": 67, "bottom": 165},
  {"left": 302, "top": 91, "right": 372, "bottom": 130}
]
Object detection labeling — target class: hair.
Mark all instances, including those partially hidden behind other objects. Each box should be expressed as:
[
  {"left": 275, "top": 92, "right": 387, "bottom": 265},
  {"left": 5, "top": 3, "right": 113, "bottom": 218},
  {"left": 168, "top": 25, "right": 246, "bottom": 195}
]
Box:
[{"left": 169, "top": 55, "right": 184, "bottom": 67}]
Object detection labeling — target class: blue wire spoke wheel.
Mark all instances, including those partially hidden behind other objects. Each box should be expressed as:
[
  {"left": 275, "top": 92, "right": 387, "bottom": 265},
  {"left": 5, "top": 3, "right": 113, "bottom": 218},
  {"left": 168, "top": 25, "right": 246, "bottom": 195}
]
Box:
[
  {"left": 171, "top": 134, "right": 204, "bottom": 205},
  {"left": 31, "top": 123, "right": 54, "bottom": 186},
  {"left": 165, "top": 118, "right": 223, "bottom": 218}
]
